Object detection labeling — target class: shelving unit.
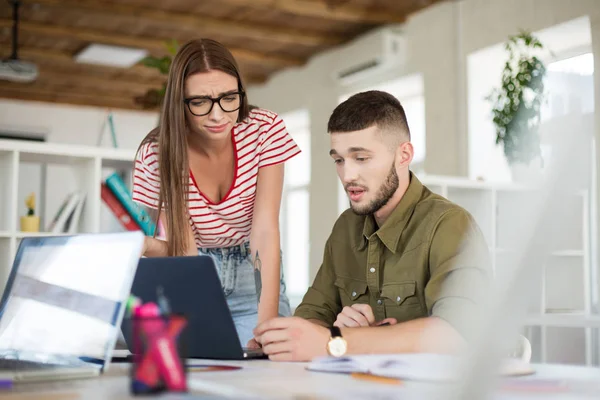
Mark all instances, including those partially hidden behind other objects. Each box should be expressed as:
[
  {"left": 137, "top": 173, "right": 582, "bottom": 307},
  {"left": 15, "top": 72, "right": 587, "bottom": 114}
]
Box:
[
  {"left": 0, "top": 139, "right": 136, "bottom": 292},
  {"left": 0, "top": 139, "right": 596, "bottom": 367},
  {"left": 420, "top": 174, "right": 596, "bottom": 366}
]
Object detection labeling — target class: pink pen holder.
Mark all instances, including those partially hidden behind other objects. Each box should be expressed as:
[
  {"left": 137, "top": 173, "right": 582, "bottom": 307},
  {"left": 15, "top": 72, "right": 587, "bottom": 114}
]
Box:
[{"left": 129, "top": 314, "right": 188, "bottom": 395}]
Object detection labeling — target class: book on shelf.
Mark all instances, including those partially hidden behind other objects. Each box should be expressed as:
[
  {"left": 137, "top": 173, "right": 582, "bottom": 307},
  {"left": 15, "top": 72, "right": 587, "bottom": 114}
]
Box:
[
  {"left": 100, "top": 183, "right": 141, "bottom": 232},
  {"left": 102, "top": 172, "right": 156, "bottom": 236},
  {"left": 46, "top": 191, "right": 86, "bottom": 234}
]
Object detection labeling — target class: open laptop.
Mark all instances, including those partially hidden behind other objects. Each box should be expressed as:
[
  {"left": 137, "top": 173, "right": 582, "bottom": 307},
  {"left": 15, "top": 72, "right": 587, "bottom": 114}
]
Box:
[
  {"left": 120, "top": 255, "right": 266, "bottom": 360},
  {"left": 422, "top": 125, "right": 589, "bottom": 398},
  {"left": 0, "top": 231, "right": 144, "bottom": 382}
]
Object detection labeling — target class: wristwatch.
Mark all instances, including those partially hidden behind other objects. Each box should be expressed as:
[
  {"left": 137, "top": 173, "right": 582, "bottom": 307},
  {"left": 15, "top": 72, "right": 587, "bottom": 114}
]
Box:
[{"left": 326, "top": 326, "right": 348, "bottom": 357}]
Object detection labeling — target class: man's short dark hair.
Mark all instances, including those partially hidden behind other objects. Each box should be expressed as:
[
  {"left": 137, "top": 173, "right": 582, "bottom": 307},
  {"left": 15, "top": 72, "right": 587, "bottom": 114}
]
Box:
[{"left": 327, "top": 90, "right": 411, "bottom": 141}]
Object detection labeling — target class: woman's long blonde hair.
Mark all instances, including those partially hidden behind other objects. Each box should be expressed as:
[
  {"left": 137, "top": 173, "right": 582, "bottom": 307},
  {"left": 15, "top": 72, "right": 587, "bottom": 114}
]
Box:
[{"left": 137, "top": 39, "right": 250, "bottom": 256}]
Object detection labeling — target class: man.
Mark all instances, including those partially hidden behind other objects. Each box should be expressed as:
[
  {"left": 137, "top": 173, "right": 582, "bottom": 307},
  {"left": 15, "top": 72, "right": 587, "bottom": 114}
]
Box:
[{"left": 254, "top": 90, "right": 491, "bottom": 362}]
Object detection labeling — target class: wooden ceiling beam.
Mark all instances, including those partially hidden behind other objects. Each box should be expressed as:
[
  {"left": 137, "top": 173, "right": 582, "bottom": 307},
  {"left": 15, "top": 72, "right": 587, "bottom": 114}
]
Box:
[
  {"left": 32, "top": 69, "right": 158, "bottom": 95},
  {"left": 220, "top": 0, "right": 406, "bottom": 24},
  {"left": 5, "top": 47, "right": 165, "bottom": 82},
  {"left": 0, "top": 19, "right": 303, "bottom": 68},
  {"left": 31, "top": 0, "right": 341, "bottom": 47},
  {"left": 10, "top": 47, "right": 267, "bottom": 84},
  {"left": 0, "top": 84, "right": 146, "bottom": 111}
]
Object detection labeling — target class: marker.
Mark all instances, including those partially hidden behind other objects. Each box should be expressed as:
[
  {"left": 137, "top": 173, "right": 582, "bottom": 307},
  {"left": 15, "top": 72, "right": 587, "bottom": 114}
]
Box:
[
  {"left": 126, "top": 295, "right": 141, "bottom": 317},
  {"left": 351, "top": 372, "right": 402, "bottom": 385}
]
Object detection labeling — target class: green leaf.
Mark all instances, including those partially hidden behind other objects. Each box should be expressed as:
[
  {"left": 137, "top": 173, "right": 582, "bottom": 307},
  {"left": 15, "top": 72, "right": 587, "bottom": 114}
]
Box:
[
  {"left": 166, "top": 39, "right": 180, "bottom": 56},
  {"left": 486, "top": 30, "right": 546, "bottom": 165}
]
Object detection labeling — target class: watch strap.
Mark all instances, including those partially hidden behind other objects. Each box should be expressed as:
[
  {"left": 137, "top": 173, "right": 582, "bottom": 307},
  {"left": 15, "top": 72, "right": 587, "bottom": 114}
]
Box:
[{"left": 329, "top": 326, "right": 342, "bottom": 338}]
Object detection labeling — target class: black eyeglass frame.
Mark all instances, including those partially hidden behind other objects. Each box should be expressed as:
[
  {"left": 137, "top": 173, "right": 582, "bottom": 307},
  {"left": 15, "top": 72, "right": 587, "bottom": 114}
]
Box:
[{"left": 183, "top": 91, "right": 246, "bottom": 116}]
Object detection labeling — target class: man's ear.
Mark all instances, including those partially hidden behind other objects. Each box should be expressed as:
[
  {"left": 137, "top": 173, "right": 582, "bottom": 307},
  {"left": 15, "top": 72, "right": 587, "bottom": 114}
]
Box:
[{"left": 395, "top": 141, "right": 414, "bottom": 168}]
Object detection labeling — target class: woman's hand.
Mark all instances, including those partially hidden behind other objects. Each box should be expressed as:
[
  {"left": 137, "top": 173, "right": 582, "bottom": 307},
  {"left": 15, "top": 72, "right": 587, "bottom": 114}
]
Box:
[
  {"left": 246, "top": 338, "right": 262, "bottom": 349},
  {"left": 142, "top": 236, "right": 169, "bottom": 257}
]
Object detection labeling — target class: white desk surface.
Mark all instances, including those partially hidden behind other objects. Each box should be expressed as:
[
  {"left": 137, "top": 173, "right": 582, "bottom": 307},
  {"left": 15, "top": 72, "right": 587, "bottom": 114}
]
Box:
[{"left": 2, "top": 359, "right": 600, "bottom": 399}]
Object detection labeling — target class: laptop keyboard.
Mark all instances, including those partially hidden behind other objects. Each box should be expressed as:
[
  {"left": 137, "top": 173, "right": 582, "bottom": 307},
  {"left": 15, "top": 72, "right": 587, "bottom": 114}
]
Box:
[{"left": 0, "top": 358, "right": 68, "bottom": 371}]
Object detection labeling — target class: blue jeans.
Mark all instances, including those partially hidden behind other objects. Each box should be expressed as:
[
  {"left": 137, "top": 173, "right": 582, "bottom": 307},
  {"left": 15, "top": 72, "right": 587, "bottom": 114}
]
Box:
[{"left": 198, "top": 242, "right": 291, "bottom": 346}]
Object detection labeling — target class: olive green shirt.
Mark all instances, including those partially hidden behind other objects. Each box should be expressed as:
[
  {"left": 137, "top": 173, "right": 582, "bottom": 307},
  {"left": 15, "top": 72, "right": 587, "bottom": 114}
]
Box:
[{"left": 294, "top": 173, "right": 491, "bottom": 339}]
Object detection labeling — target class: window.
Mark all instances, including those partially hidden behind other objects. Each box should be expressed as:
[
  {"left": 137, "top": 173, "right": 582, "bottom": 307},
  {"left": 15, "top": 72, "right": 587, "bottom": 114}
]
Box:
[
  {"left": 280, "top": 109, "right": 310, "bottom": 308},
  {"left": 543, "top": 52, "right": 594, "bottom": 121},
  {"left": 337, "top": 74, "right": 426, "bottom": 215},
  {"left": 467, "top": 16, "right": 593, "bottom": 182}
]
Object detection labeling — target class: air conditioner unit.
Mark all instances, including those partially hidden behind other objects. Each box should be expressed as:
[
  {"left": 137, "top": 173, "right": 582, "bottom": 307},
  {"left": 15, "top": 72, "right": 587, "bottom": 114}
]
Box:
[{"left": 332, "top": 27, "right": 407, "bottom": 87}]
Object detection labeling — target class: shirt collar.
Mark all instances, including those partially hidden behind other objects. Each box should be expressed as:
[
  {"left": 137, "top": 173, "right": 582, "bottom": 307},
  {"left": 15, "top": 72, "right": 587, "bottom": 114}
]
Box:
[{"left": 358, "top": 172, "right": 423, "bottom": 253}]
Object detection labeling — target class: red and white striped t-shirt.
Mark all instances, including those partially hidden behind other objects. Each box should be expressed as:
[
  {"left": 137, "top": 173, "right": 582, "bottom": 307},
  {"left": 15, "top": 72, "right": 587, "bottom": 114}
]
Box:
[{"left": 132, "top": 108, "right": 301, "bottom": 248}]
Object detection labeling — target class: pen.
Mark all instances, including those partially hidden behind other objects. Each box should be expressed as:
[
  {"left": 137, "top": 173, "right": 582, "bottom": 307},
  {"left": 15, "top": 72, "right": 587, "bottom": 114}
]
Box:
[
  {"left": 0, "top": 379, "right": 12, "bottom": 389},
  {"left": 350, "top": 372, "right": 402, "bottom": 385}
]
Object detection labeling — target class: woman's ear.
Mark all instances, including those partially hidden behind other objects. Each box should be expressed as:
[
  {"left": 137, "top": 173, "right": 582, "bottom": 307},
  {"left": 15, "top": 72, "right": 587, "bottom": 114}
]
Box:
[{"left": 395, "top": 141, "right": 414, "bottom": 168}]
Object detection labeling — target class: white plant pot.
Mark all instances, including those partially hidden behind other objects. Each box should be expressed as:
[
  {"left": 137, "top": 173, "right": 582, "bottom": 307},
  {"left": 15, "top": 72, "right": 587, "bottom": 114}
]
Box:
[{"left": 509, "top": 158, "right": 544, "bottom": 185}]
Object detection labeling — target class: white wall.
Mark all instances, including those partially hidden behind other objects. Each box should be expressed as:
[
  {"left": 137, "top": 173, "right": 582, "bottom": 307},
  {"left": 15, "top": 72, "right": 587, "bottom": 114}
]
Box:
[
  {"left": 248, "top": 0, "right": 600, "bottom": 281},
  {"left": 0, "top": 99, "right": 158, "bottom": 229},
  {"left": 0, "top": 99, "right": 158, "bottom": 148}
]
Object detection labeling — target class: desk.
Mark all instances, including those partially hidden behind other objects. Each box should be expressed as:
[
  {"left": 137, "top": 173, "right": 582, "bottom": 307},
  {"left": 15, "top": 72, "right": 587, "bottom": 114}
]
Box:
[
  {"left": 3, "top": 360, "right": 600, "bottom": 399},
  {"left": 0, "top": 360, "right": 396, "bottom": 400}
]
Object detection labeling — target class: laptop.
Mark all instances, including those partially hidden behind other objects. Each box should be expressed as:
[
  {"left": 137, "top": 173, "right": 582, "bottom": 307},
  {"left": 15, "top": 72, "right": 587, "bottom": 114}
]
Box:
[
  {"left": 426, "top": 125, "right": 587, "bottom": 398},
  {"left": 120, "top": 255, "right": 266, "bottom": 360},
  {"left": 0, "top": 231, "right": 144, "bottom": 382}
]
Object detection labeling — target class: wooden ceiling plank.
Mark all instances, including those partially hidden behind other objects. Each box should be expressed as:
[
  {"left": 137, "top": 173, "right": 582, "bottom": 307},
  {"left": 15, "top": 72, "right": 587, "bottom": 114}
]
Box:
[
  {"left": 0, "top": 19, "right": 303, "bottom": 68},
  {"left": 219, "top": 0, "right": 406, "bottom": 23},
  {"left": 34, "top": 70, "right": 156, "bottom": 94},
  {"left": 31, "top": 0, "right": 341, "bottom": 47},
  {"left": 0, "top": 85, "right": 143, "bottom": 111},
  {"left": 2, "top": 45, "right": 267, "bottom": 85},
  {"left": 8, "top": 47, "right": 164, "bottom": 81}
]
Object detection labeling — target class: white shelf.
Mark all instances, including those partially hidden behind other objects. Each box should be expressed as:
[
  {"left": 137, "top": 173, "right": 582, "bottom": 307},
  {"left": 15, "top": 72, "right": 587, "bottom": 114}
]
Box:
[
  {"left": 494, "top": 248, "right": 584, "bottom": 257},
  {"left": 422, "top": 175, "right": 594, "bottom": 366},
  {"left": 551, "top": 250, "right": 585, "bottom": 257},
  {"left": 420, "top": 174, "right": 528, "bottom": 191},
  {"left": 524, "top": 313, "right": 600, "bottom": 328},
  {"left": 14, "top": 231, "right": 70, "bottom": 239},
  {"left": 0, "top": 139, "right": 135, "bottom": 162},
  {"left": 0, "top": 139, "right": 136, "bottom": 292}
]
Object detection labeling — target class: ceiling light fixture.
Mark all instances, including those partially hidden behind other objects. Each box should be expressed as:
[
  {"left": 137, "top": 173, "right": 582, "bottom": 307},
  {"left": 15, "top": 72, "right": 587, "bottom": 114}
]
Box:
[{"left": 74, "top": 44, "right": 148, "bottom": 68}]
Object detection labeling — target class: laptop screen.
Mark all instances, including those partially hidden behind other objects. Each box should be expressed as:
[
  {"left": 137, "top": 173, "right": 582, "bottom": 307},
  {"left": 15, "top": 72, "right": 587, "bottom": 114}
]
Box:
[{"left": 0, "top": 232, "right": 143, "bottom": 365}]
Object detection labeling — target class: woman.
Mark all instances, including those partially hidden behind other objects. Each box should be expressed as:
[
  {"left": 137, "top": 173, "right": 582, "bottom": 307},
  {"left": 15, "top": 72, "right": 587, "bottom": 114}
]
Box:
[{"left": 131, "top": 38, "right": 301, "bottom": 347}]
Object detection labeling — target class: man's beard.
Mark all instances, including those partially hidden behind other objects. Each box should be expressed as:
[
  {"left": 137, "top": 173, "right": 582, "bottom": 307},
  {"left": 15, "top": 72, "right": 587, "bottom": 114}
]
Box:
[{"left": 349, "top": 163, "right": 399, "bottom": 215}]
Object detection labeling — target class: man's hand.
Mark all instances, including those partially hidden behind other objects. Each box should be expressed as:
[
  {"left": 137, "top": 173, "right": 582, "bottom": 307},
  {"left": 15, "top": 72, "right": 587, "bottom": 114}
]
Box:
[
  {"left": 333, "top": 304, "right": 397, "bottom": 328},
  {"left": 254, "top": 317, "right": 330, "bottom": 362}
]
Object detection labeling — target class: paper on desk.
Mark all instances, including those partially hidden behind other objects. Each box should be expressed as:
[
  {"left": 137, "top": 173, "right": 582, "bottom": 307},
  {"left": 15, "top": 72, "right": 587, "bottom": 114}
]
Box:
[{"left": 308, "top": 353, "right": 534, "bottom": 382}]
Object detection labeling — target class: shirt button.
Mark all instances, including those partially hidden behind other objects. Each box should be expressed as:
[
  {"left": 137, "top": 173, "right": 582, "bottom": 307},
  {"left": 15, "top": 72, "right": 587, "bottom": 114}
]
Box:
[
  {"left": 377, "top": 299, "right": 383, "bottom": 305},
  {"left": 369, "top": 267, "right": 376, "bottom": 273},
  {"left": 396, "top": 296, "right": 402, "bottom": 302},
  {"left": 351, "top": 291, "right": 357, "bottom": 297}
]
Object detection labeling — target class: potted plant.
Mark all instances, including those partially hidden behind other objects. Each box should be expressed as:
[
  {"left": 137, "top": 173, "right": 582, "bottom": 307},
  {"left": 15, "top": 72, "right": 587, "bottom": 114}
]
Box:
[
  {"left": 487, "top": 31, "right": 547, "bottom": 182},
  {"left": 20, "top": 193, "right": 40, "bottom": 232},
  {"left": 134, "top": 40, "right": 179, "bottom": 109}
]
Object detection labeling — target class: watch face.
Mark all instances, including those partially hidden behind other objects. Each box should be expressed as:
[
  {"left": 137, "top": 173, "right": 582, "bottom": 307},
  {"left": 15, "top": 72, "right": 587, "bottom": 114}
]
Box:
[{"left": 327, "top": 337, "right": 348, "bottom": 357}]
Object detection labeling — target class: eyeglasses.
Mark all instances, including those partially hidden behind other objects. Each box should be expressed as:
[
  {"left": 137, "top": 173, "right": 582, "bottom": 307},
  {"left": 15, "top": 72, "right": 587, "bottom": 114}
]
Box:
[{"left": 183, "top": 91, "right": 245, "bottom": 116}]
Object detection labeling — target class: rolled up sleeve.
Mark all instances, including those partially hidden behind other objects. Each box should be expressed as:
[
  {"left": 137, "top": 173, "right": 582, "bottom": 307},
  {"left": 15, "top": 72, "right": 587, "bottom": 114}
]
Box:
[
  {"left": 294, "top": 238, "right": 341, "bottom": 326},
  {"left": 425, "top": 209, "right": 492, "bottom": 340}
]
